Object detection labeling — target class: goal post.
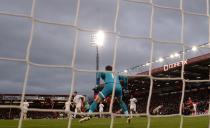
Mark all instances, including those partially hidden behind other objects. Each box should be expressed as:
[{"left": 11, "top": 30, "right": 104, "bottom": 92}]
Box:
[{"left": 0, "top": 0, "right": 209, "bottom": 128}]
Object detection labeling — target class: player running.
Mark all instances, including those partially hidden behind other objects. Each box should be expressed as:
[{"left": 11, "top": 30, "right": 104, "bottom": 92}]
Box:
[
  {"left": 186, "top": 97, "right": 194, "bottom": 115},
  {"left": 73, "top": 91, "right": 85, "bottom": 118},
  {"left": 64, "top": 100, "right": 71, "bottom": 116},
  {"left": 99, "top": 102, "right": 104, "bottom": 118},
  {"left": 192, "top": 102, "right": 197, "bottom": 115},
  {"left": 129, "top": 95, "right": 137, "bottom": 118},
  {"left": 22, "top": 100, "right": 29, "bottom": 119},
  {"left": 80, "top": 65, "right": 129, "bottom": 123}
]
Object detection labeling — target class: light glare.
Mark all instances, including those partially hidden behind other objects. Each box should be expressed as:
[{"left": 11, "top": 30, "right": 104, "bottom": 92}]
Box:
[
  {"left": 146, "top": 63, "right": 150, "bottom": 66},
  {"left": 170, "top": 54, "right": 174, "bottom": 58},
  {"left": 174, "top": 53, "right": 180, "bottom": 57},
  {"left": 192, "top": 46, "right": 197, "bottom": 51},
  {"left": 95, "top": 30, "right": 105, "bottom": 47},
  {"left": 158, "top": 57, "right": 164, "bottom": 62}
]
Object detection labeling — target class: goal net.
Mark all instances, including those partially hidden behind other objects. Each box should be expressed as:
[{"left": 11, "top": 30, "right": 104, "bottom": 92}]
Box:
[{"left": 0, "top": 0, "right": 209, "bottom": 128}]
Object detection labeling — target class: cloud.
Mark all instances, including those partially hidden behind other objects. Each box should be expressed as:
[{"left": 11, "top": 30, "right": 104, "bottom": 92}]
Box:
[
  {"left": 30, "top": 22, "right": 75, "bottom": 65},
  {"left": 35, "top": 0, "right": 77, "bottom": 24},
  {"left": 78, "top": 0, "right": 116, "bottom": 31},
  {"left": 0, "top": 15, "right": 31, "bottom": 59},
  {"left": 118, "top": 1, "right": 151, "bottom": 37},
  {"left": 0, "top": 0, "right": 32, "bottom": 15},
  {"left": 0, "top": 61, "right": 26, "bottom": 93},
  {"left": 0, "top": 0, "right": 209, "bottom": 94}
]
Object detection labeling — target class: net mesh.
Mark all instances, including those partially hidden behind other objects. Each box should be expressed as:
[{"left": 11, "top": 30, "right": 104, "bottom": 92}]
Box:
[{"left": 0, "top": 0, "right": 209, "bottom": 128}]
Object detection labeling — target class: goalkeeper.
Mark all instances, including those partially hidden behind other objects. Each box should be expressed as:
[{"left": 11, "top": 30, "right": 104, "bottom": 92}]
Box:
[{"left": 80, "top": 65, "right": 129, "bottom": 122}]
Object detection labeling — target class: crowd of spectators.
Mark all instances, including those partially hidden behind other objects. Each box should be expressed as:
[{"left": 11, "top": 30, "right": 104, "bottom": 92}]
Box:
[
  {"left": 0, "top": 87, "right": 209, "bottom": 119},
  {"left": 127, "top": 90, "right": 209, "bottom": 115}
]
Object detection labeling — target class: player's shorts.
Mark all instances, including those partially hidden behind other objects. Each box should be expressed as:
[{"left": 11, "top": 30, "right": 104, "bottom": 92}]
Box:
[
  {"left": 99, "top": 109, "right": 103, "bottom": 112},
  {"left": 23, "top": 107, "right": 28, "bottom": 113},
  {"left": 65, "top": 108, "right": 70, "bottom": 113},
  {"left": 130, "top": 105, "right": 136, "bottom": 111},
  {"left": 193, "top": 107, "right": 196, "bottom": 113},
  {"left": 76, "top": 103, "right": 82, "bottom": 109},
  {"left": 99, "top": 83, "right": 122, "bottom": 99}
]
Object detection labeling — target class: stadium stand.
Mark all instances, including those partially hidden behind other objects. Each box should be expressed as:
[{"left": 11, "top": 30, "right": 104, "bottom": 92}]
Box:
[{"left": 0, "top": 54, "right": 209, "bottom": 119}]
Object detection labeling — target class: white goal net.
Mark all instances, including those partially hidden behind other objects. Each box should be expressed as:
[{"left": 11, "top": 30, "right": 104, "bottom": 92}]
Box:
[{"left": 0, "top": 0, "right": 209, "bottom": 128}]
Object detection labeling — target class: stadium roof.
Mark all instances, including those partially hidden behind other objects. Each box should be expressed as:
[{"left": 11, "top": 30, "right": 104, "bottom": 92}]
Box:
[
  {"left": 128, "top": 53, "right": 210, "bottom": 95},
  {"left": 138, "top": 53, "right": 210, "bottom": 80}
]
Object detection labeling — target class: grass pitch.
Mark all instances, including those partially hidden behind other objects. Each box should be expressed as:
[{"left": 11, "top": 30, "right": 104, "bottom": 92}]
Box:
[{"left": 0, "top": 116, "right": 208, "bottom": 128}]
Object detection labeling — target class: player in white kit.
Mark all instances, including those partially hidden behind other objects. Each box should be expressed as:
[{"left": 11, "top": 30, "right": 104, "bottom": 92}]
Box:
[
  {"left": 22, "top": 100, "right": 29, "bottom": 119},
  {"left": 129, "top": 95, "right": 137, "bottom": 118},
  {"left": 65, "top": 100, "right": 71, "bottom": 117},
  {"left": 99, "top": 102, "right": 104, "bottom": 118},
  {"left": 192, "top": 102, "right": 197, "bottom": 115},
  {"left": 73, "top": 91, "right": 85, "bottom": 118}
]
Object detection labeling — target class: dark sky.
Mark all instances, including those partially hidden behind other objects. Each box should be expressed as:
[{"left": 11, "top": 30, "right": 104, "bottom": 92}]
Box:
[{"left": 0, "top": 0, "right": 209, "bottom": 95}]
